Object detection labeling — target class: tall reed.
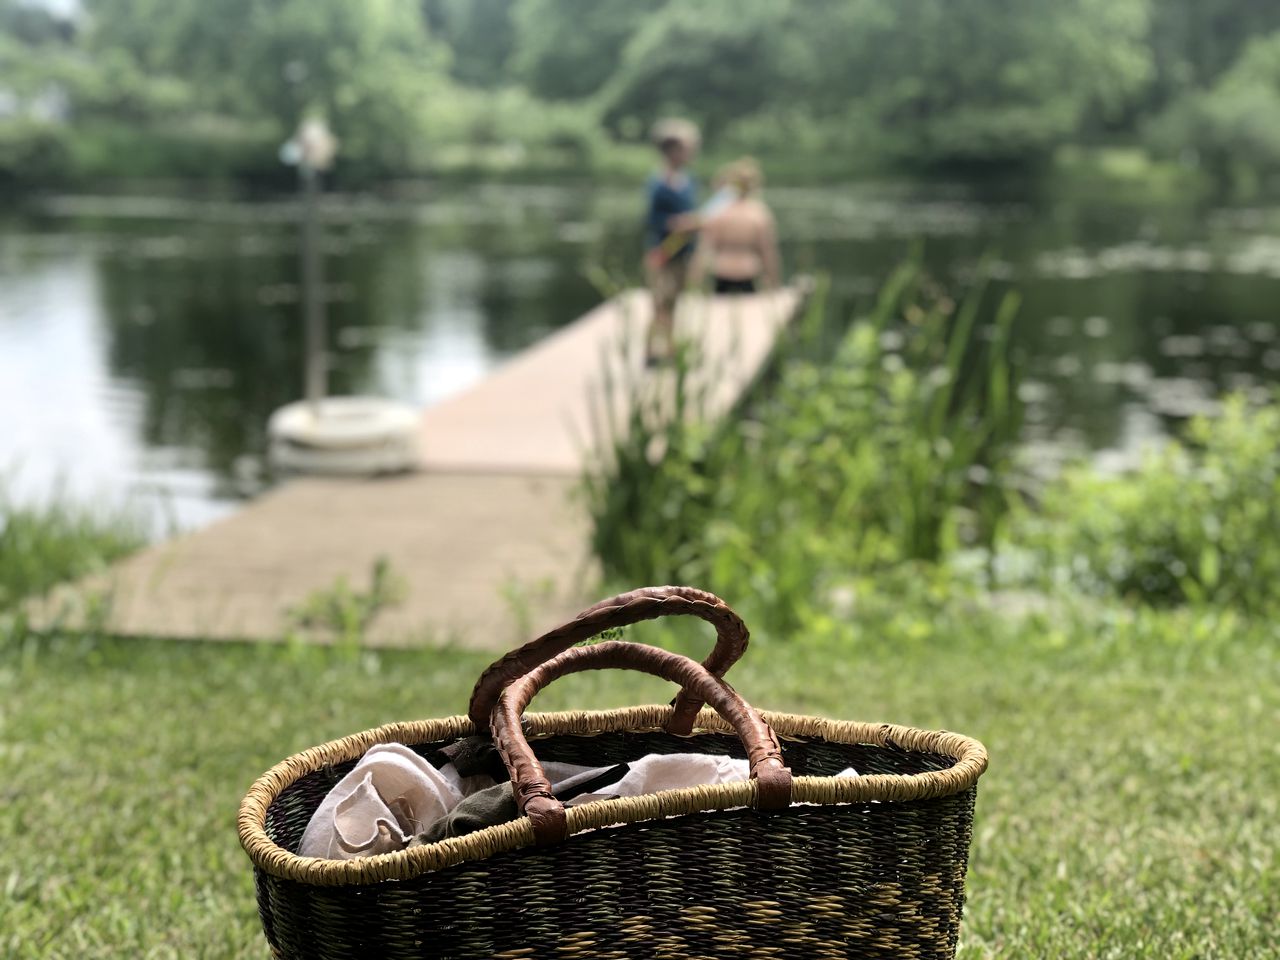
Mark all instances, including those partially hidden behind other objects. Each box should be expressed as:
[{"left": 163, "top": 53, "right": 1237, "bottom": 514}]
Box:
[
  {"left": 581, "top": 262, "right": 1024, "bottom": 634},
  {"left": 0, "top": 482, "right": 147, "bottom": 612}
]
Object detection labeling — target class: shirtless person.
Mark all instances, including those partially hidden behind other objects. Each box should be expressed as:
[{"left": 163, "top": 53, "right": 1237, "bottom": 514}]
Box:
[{"left": 692, "top": 158, "right": 780, "bottom": 294}]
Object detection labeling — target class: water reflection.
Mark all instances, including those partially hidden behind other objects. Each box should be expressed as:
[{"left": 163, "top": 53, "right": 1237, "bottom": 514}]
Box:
[{"left": 2, "top": 182, "right": 1279, "bottom": 529}]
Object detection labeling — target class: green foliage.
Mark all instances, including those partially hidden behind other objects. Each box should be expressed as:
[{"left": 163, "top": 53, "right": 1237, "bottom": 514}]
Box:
[
  {"left": 61, "top": 117, "right": 277, "bottom": 180},
  {"left": 1012, "top": 394, "right": 1280, "bottom": 611},
  {"left": 6, "top": 0, "right": 1280, "bottom": 183},
  {"left": 584, "top": 266, "right": 1023, "bottom": 634},
  {"left": 852, "top": 0, "right": 1150, "bottom": 164},
  {"left": 0, "top": 116, "right": 70, "bottom": 182},
  {"left": 0, "top": 487, "right": 145, "bottom": 612},
  {"left": 1147, "top": 31, "right": 1280, "bottom": 191},
  {"left": 425, "top": 0, "right": 516, "bottom": 88},
  {"left": 84, "top": 0, "right": 452, "bottom": 176},
  {"left": 1146, "top": 0, "right": 1280, "bottom": 105},
  {"left": 597, "top": 0, "right": 797, "bottom": 141},
  {"left": 0, "top": 0, "right": 69, "bottom": 46},
  {"left": 285, "top": 555, "right": 407, "bottom": 649},
  {"left": 591, "top": 0, "right": 1152, "bottom": 166},
  {"left": 417, "top": 85, "right": 607, "bottom": 169},
  {"left": 511, "top": 0, "right": 666, "bottom": 102}
]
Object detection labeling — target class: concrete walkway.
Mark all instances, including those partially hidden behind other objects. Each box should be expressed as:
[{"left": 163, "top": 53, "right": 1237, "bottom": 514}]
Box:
[{"left": 34, "top": 287, "right": 804, "bottom": 647}]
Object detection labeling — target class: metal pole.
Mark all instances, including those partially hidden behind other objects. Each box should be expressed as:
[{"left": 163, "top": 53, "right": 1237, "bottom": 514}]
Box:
[{"left": 301, "top": 163, "right": 326, "bottom": 412}]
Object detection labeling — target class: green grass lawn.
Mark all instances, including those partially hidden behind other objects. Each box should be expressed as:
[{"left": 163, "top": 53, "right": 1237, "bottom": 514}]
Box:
[{"left": 2, "top": 599, "right": 1276, "bottom": 959}]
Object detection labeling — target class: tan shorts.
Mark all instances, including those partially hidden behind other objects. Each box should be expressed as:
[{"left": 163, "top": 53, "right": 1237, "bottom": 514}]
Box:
[{"left": 648, "top": 256, "right": 689, "bottom": 314}]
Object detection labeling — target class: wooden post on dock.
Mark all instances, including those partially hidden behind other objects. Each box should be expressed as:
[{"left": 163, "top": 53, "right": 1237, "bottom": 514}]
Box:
[
  {"left": 300, "top": 163, "right": 325, "bottom": 411},
  {"left": 290, "top": 118, "right": 338, "bottom": 411}
]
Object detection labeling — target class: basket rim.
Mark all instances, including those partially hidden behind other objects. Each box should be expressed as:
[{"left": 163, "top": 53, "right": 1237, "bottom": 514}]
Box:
[{"left": 237, "top": 705, "right": 988, "bottom": 887}]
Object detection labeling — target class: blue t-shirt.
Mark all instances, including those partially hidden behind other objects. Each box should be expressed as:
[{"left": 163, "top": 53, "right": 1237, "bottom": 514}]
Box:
[{"left": 644, "top": 173, "right": 697, "bottom": 257}]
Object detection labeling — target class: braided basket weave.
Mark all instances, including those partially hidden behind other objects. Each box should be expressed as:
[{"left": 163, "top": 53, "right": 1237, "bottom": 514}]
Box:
[{"left": 238, "top": 587, "right": 988, "bottom": 959}]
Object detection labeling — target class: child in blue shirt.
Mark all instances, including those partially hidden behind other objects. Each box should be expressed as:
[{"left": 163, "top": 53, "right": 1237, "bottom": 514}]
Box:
[{"left": 642, "top": 119, "right": 700, "bottom": 366}]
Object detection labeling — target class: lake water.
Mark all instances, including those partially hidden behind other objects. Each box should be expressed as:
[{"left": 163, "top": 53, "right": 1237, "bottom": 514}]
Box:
[{"left": 2, "top": 181, "right": 1278, "bottom": 531}]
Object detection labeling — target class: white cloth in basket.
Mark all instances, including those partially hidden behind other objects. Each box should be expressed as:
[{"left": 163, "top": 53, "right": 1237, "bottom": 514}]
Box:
[
  {"left": 565, "top": 754, "right": 859, "bottom": 806},
  {"left": 297, "top": 743, "right": 604, "bottom": 860},
  {"left": 565, "top": 752, "right": 750, "bottom": 805}
]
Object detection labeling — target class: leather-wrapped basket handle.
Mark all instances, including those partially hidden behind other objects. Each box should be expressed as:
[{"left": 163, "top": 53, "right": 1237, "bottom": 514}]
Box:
[
  {"left": 468, "top": 586, "right": 749, "bottom": 736},
  {"left": 491, "top": 640, "right": 792, "bottom": 847}
]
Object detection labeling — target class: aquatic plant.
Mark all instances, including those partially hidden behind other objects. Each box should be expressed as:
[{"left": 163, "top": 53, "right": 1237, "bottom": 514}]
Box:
[
  {"left": 582, "top": 262, "right": 1024, "bottom": 633},
  {"left": 285, "top": 555, "right": 407, "bottom": 651}
]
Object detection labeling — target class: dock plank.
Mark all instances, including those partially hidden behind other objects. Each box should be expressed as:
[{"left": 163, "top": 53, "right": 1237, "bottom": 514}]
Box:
[{"left": 420, "top": 288, "right": 801, "bottom": 473}]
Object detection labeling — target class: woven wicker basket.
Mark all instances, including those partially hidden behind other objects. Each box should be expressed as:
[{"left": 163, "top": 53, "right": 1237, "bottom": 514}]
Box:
[{"left": 239, "top": 586, "right": 988, "bottom": 959}]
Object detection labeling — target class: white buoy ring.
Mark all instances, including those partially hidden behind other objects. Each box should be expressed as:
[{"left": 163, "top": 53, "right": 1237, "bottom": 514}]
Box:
[{"left": 267, "top": 396, "right": 420, "bottom": 475}]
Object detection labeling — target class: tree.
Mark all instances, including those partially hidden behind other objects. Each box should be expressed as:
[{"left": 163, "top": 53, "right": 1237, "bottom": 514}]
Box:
[
  {"left": 596, "top": 0, "right": 799, "bottom": 141},
  {"left": 0, "top": 0, "right": 74, "bottom": 45},
  {"left": 81, "top": 0, "right": 451, "bottom": 173},
  {"left": 1147, "top": 0, "right": 1280, "bottom": 106},
  {"left": 424, "top": 0, "right": 515, "bottom": 88},
  {"left": 0, "top": 1, "right": 80, "bottom": 180},
  {"left": 1147, "top": 31, "right": 1280, "bottom": 190},
  {"left": 783, "top": 0, "right": 1153, "bottom": 164},
  {"left": 550, "top": 0, "right": 1153, "bottom": 165},
  {"left": 510, "top": 0, "right": 668, "bottom": 101}
]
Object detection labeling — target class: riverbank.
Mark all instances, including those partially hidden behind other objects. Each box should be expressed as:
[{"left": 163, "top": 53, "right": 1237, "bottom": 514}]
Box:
[{"left": 1, "top": 140, "right": 1208, "bottom": 200}]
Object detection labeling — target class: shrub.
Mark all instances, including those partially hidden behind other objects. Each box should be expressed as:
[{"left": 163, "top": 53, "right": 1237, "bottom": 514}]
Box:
[
  {"left": 1011, "top": 394, "right": 1280, "bottom": 611},
  {"left": 417, "top": 86, "right": 608, "bottom": 172},
  {"left": 583, "top": 265, "right": 1023, "bottom": 633},
  {"left": 0, "top": 118, "right": 72, "bottom": 183},
  {"left": 1146, "top": 31, "right": 1280, "bottom": 192}
]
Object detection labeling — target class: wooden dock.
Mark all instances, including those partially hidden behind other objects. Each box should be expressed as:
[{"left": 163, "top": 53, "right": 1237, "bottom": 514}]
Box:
[{"left": 34, "top": 287, "right": 804, "bottom": 647}]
